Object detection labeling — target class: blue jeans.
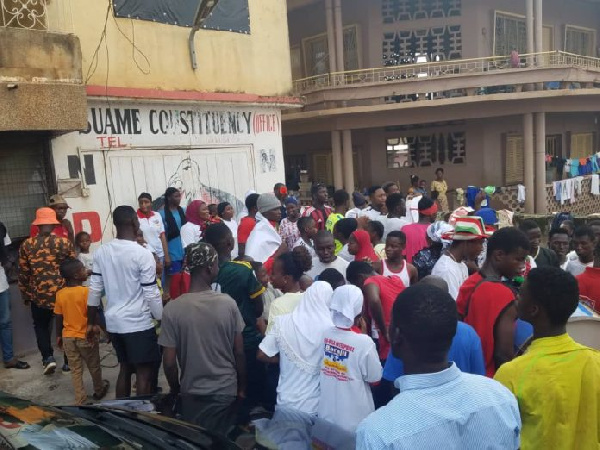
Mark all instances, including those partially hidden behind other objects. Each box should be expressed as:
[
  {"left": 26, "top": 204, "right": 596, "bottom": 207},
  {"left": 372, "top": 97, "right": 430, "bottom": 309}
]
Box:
[{"left": 0, "top": 290, "right": 14, "bottom": 362}]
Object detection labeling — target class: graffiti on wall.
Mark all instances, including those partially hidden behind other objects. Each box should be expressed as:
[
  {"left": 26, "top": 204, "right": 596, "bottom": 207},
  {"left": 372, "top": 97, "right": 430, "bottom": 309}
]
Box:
[{"left": 260, "top": 149, "right": 277, "bottom": 173}]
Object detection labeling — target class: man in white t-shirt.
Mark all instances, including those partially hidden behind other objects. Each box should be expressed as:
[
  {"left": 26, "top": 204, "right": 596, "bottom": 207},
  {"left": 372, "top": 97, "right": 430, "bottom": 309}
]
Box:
[
  {"left": 360, "top": 186, "right": 387, "bottom": 224},
  {"left": 383, "top": 193, "right": 409, "bottom": 239},
  {"left": 319, "top": 285, "right": 381, "bottom": 432},
  {"left": 566, "top": 226, "right": 596, "bottom": 276},
  {"left": 431, "top": 217, "right": 488, "bottom": 300},
  {"left": 88, "top": 206, "right": 163, "bottom": 398},
  {"left": 307, "top": 231, "right": 350, "bottom": 280},
  {"left": 0, "top": 223, "right": 29, "bottom": 370}
]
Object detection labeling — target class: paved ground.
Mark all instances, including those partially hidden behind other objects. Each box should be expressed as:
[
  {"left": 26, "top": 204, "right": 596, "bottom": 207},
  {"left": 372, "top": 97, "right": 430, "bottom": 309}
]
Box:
[{"left": 0, "top": 342, "right": 168, "bottom": 406}]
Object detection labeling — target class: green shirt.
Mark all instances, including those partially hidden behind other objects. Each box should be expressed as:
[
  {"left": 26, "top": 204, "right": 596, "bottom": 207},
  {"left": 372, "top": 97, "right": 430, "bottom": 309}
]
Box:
[
  {"left": 325, "top": 212, "right": 344, "bottom": 254},
  {"left": 217, "top": 260, "right": 265, "bottom": 350}
]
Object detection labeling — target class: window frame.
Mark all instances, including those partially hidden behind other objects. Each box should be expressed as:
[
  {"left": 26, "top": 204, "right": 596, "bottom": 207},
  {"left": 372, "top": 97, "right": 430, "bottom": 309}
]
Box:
[
  {"left": 301, "top": 24, "right": 361, "bottom": 77},
  {"left": 564, "top": 25, "right": 596, "bottom": 57}
]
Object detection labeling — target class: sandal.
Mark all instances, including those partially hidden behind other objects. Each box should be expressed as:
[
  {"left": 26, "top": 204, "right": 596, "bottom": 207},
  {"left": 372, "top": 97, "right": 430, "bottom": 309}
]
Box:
[
  {"left": 93, "top": 380, "right": 110, "bottom": 401},
  {"left": 4, "top": 360, "right": 30, "bottom": 370}
]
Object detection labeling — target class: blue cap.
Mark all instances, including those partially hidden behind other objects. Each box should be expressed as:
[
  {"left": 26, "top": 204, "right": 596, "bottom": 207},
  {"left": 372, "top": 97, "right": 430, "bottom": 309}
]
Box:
[{"left": 475, "top": 207, "right": 498, "bottom": 226}]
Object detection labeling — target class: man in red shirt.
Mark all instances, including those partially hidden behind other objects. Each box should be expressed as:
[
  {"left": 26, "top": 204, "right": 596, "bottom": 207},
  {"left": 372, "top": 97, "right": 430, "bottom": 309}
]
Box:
[
  {"left": 30, "top": 195, "right": 74, "bottom": 242},
  {"left": 346, "top": 261, "right": 405, "bottom": 362},
  {"left": 347, "top": 260, "right": 405, "bottom": 409},
  {"left": 577, "top": 240, "right": 600, "bottom": 310},
  {"left": 302, "top": 184, "right": 331, "bottom": 231},
  {"left": 456, "top": 227, "right": 530, "bottom": 377},
  {"left": 402, "top": 196, "right": 437, "bottom": 263},
  {"left": 237, "top": 193, "right": 259, "bottom": 258}
]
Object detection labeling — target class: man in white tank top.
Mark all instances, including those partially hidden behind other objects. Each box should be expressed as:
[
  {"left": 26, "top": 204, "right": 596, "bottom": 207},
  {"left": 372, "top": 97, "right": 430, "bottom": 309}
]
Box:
[{"left": 381, "top": 231, "right": 418, "bottom": 286}]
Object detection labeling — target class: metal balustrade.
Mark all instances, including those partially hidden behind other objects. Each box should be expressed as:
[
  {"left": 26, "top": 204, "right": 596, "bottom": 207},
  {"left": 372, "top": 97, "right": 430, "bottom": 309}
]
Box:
[{"left": 293, "top": 51, "right": 600, "bottom": 95}]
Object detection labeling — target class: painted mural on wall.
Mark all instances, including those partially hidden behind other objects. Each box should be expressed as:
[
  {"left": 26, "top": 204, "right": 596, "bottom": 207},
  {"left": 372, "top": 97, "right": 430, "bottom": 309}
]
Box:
[{"left": 52, "top": 102, "right": 284, "bottom": 244}]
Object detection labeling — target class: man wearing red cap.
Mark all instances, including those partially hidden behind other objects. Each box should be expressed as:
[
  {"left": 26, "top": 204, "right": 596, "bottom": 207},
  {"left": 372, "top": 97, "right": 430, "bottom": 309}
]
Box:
[{"left": 19, "top": 207, "right": 75, "bottom": 375}]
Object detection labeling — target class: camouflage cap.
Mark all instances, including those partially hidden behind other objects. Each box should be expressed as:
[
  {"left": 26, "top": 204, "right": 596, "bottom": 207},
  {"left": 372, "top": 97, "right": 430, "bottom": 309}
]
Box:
[{"left": 185, "top": 242, "right": 218, "bottom": 272}]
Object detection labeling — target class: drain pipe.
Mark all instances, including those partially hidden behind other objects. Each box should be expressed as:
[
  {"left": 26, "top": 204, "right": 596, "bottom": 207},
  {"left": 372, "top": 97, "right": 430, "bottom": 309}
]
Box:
[{"left": 189, "top": 0, "right": 218, "bottom": 69}]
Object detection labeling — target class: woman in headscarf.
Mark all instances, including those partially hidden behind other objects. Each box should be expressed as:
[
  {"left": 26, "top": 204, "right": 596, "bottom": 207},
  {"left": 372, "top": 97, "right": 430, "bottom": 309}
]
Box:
[
  {"left": 258, "top": 281, "right": 334, "bottom": 415},
  {"left": 412, "top": 221, "right": 453, "bottom": 280},
  {"left": 160, "top": 187, "right": 187, "bottom": 286},
  {"left": 218, "top": 202, "right": 239, "bottom": 258},
  {"left": 319, "top": 285, "right": 382, "bottom": 433},
  {"left": 348, "top": 230, "right": 379, "bottom": 262},
  {"left": 179, "top": 200, "right": 206, "bottom": 249}
]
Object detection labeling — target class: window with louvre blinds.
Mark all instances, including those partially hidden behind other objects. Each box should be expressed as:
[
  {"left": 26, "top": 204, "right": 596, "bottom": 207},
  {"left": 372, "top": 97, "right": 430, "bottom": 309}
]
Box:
[
  {"left": 505, "top": 135, "right": 524, "bottom": 185},
  {"left": 565, "top": 26, "right": 595, "bottom": 57},
  {"left": 570, "top": 132, "right": 594, "bottom": 159},
  {"left": 302, "top": 25, "right": 360, "bottom": 77},
  {"left": 312, "top": 154, "right": 333, "bottom": 185}
]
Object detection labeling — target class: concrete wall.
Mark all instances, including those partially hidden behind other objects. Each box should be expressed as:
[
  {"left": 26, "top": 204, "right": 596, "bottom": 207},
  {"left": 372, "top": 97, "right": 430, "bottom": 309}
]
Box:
[
  {"left": 284, "top": 112, "right": 600, "bottom": 191},
  {"left": 46, "top": 0, "right": 292, "bottom": 96},
  {"left": 0, "top": 27, "right": 87, "bottom": 131},
  {"left": 287, "top": 0, "right": 600, "bottom": 77}
]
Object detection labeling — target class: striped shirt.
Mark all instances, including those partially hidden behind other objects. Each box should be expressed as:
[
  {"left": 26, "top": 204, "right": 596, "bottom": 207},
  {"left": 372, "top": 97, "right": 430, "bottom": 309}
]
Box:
[{"left": 356, "top": 363, "right": 521, "bottom": 450}]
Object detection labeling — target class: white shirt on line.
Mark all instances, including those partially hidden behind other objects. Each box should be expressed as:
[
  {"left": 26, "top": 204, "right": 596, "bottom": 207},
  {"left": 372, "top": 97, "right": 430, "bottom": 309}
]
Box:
[{"left": 88, "top": 239, "right": 162, "bottom": 334}]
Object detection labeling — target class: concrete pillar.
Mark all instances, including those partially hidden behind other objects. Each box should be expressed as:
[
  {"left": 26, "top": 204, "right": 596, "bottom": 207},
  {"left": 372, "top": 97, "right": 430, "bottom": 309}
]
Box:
[
  {"left": 331, "top": 131, "right": 343, "bottom": 189},
  {"left": 334, "top": 0, "right": 345, "bottom": 78},
  {"left": 342, "top": 130, "right": 355, "bottom": 192},
  {"left": 325, "top": 0, "right": 337, "bottom": 73},
  {"left": 526, "top": 0, "right": 534, "bottom": 66},
  {"left": 534, "top": 0, "right": 543, "bottom": 65},
  {"left": 523, "top": 113, "right": 535, "bottom": 214},
  {"left": 535, "top": 112, "right": 547, "bottom": 214}
]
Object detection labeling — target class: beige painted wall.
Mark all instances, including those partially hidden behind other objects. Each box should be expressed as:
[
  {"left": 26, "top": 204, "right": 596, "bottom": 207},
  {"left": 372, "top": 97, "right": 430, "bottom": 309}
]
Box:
[
  {"left": 46, "top": 0, "right": 292, "bottom": 96},
  {"left": 284, "top": 113, "right": 600, "bottom": 190},
  {"left": 287, "top": 0, "right": 600, "bottom": 76}
]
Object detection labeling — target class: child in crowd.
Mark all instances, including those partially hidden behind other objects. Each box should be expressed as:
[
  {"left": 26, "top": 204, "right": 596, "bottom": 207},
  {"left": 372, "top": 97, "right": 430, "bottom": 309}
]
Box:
[
  {"left": 75, "top": 231, "right": 93, "bottom": 277},
  {"left": 251, "top": 261, "right": 281, "bottom": 334},
  {"left": 55, "top": 259, "right": 109, "bottom": 405},
  {"left": 208, "top": 204, "right": 219, "bottom": 221},
  {"left": 348, "top": 230, "right": 379, "bottom": 263},
  {"left": 218, "top": 202, "right": 239, "bottom": 258},
  {"left": 319, "top": 285, "right": 382, "bottom": 433},
  {"left": 381, "top": 231, "right": 418, "bottom": 286},
  {"left": 293, "top": 216, "right": 318, "bottom": 257},
  {"left": 367, "top": 221, "right": 386, "bottom": 260},
  {"left": 333, "top": 218, "right": 358, "bottom": 262}
]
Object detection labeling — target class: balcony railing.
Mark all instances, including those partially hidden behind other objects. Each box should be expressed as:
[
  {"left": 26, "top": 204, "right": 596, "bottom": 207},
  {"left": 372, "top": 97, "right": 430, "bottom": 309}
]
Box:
[
  {"left": 293, "top": 51, "right": 600, "bottom": 95},
  {"left": 1, "top": 0, "right": 47, "bottom": 30}
]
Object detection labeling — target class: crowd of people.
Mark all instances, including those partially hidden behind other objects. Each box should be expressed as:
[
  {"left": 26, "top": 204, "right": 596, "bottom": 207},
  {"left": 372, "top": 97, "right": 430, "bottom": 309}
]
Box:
[{"left": 4, "top": 173, "right": 600, "bottom": 448}]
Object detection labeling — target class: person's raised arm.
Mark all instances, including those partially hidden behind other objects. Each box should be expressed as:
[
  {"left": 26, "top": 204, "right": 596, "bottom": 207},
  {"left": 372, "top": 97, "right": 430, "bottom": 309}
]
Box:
[
  {"left": 365, "top": 283, "right": 387, "bottom": 341},
  {"left": 233, "top": 333, "right": 247, "bottom": 399},
  {"left": 494, "top": 303, "right": 518, "bottom": 371}
]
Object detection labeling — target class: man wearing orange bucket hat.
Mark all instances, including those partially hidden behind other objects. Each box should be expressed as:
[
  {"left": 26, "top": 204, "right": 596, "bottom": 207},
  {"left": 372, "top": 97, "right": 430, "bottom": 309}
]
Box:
[{"left": 18, "top": 208, "right": 75, "bottom": 375}]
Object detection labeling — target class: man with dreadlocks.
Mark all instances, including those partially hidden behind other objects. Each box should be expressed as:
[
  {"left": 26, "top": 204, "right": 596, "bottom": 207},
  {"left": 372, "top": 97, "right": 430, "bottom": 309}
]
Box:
[{"left": 159, "top": 242, "right": 247, "bottom": 400}]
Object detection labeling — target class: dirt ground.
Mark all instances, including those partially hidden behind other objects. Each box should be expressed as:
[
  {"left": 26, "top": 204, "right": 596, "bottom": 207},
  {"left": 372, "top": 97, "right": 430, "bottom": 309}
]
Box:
[{"left": 0, "top": 343, "right": 168, "bottom": 406}]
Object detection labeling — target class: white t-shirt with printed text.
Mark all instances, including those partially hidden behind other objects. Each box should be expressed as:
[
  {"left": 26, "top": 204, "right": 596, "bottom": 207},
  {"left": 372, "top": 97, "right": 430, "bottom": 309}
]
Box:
[
  {"left": 319, "top": 327, "right": 382, "bottom": 432},
  {"left": 307, "top": 257, "right": 350, "bottom": 281}
]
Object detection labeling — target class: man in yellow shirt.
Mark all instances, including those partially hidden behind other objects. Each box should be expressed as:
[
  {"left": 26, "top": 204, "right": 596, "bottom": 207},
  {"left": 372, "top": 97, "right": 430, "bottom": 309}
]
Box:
[{"left": 495, "top": 267, "right": 600, "bottom": 450}]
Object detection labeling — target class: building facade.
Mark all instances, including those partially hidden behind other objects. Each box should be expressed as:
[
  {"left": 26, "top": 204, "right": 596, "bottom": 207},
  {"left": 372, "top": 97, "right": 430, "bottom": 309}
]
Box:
[
  {"left": 284, "top": 0, "right": 600, "bottom": 214},
  {"left": 1, "top": 0, "right": 296, "bottom": 241}
]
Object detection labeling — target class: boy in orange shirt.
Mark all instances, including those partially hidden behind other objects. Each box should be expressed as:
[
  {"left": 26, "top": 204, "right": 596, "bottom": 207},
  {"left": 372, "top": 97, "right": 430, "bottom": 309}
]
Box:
[{"left": 55, "top": 259, "right": 109, "bottom": 405}]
